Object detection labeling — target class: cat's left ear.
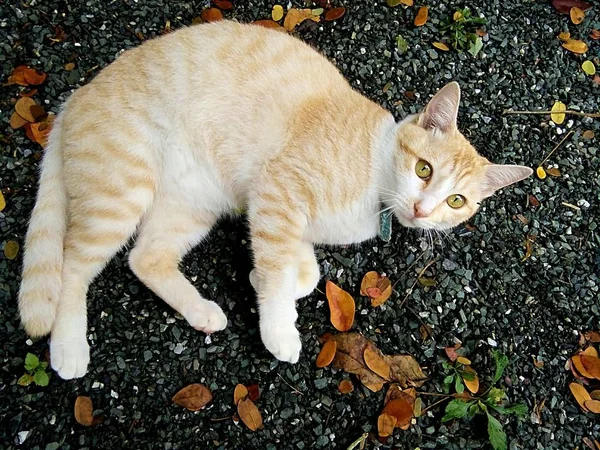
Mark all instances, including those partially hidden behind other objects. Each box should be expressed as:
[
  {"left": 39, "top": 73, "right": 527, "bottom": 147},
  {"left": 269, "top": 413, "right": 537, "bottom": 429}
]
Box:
[
  {"left": 418, "top": 81, "right": 461, "bottom": 133},
  {"left": 482, "top": 164, "right": 533, "bottom": 197}
]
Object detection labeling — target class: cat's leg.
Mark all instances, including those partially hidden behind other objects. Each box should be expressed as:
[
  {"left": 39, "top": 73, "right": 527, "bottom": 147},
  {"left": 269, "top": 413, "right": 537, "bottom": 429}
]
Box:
[
  {"left": 249, "top": 204, "right": 309, "bottom": 363},
  {"left": 129, "top": 201, "right": 227, "bottom": 333},
  {"left": 249, "top": 241, "right": 319, "bottom": 300}
]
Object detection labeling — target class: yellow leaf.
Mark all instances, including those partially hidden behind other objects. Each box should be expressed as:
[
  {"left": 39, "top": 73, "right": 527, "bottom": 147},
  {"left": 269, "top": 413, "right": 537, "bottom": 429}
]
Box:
[
  {"left": 536, "top": 167, "right": 547, "bottom": 179},
  {"left": 557, "top": 31, "right": 571, "bottom": 41},
  {"left": 456, "top": 356, "right": 471, "bottom": 365},
  {"left": 271, "top": 4, "right": 284, "bottom": 22},
  {"left": 4, "top": 240, "right": 19, "bottom": 260},
  {"left": 0, "top": 191, "right": 5, "bottom": 212},
  {"left": 377, "top": 413, "right": 397, "bottom": 437},
  {"left": 462, "top": 366, "right": 480, "bottom": 394},
  {"left": 562, "top": 39, "right": 588, "bottom": 54},
  {"left": 453, "top": 11, "right": 463, "bottom": 21},
  {"left": 283, "top": 8, "right": 300, "bottom": 31},
  {"left": 433, "top": 42, "right": 450, "bottom": 51},
  {"left": 570, "top": 7, "right": 585, "bottom": 25},
  {"left": 550, "top": 101, "right": 567, "bottom": 124},
  {"left": 582, "top": 60, "right": 596, "bottom": 76}
]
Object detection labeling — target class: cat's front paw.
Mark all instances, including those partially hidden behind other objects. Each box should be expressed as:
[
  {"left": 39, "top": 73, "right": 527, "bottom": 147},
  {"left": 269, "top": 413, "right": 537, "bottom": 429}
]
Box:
[
  {"left": 50, "top": 326, "right": 90, "bottom": 380},
  {"left": 184, "top": 300, "right": 228, "bottom": 334},
  {"left": 260, "top": 322, "right": 301, "bottom": 363}
]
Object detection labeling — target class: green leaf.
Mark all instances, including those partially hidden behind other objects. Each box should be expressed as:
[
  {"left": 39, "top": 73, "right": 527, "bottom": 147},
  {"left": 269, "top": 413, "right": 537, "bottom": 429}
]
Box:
[
  {"left": 442, "top": 399, "right": 473, "bottom": 422},
  {"left": 24, "top": 353, "right": 40, "bottom": 371},
  {"left": 33, "top": 370, "right": 50, "bottom": 387},
  {"left": 41, "top": 362, "right": 48, "bottom": 369},
  {"left": 18, "top": 374, "right": 34, "bottom": 386},
  {"left": 467, "top": 402, "right": 480, "bottom": 417},
  {"left": 492, "top": 351, "right": 509, "bottom": 383},
  {"left": 459, "top": 370, "right": 476, "bottom": 381},
  {"left": 468, "top": 36, "right": 483, "bottom": 57},
  {"left": 396, "top": 35, "right": 408, "bottom": 54},
  {"left": 492, "top": 403, "right": 528, "bottom": 418},
  {"left": 455, "top": 375, "right": 465, "bottom": 394},
  {"left": 487, "top": 412, "right": 507, "bottom": 450},
  {"left": 444, "top": 375, "right": 455, "bottom": 385},
  {"left": 486, "top": 387, "right": 506, "bottom": 404}
]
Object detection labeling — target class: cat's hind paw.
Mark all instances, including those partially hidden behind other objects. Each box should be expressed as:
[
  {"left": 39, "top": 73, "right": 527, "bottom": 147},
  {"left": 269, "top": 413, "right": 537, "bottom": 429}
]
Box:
[
  {"left": 260, "top": 323, "right": 301, "bottom": 363},
  {"left": 184, "top": 300, "right": 228, "bottom": 334},
  {"left": 50, "top": 330, "right": 90, "bottom": 380}
]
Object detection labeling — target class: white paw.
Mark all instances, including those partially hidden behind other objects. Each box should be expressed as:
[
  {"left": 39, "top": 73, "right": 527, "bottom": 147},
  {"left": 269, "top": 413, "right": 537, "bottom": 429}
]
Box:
[
  {"left": 260, "top": 322, "right": 302, "bottom": 363},
  {"left": 50, "top": 330, "right": 90, "bottom": 380},
  {"left": 184, "top": 301, "right": 227, "bottom": 334}
]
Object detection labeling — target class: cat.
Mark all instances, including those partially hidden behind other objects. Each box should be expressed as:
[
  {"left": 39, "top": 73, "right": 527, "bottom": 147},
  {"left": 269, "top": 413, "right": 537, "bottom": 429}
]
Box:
[{"left": 18, "top": 20, "right": 532, "bottom": 380}]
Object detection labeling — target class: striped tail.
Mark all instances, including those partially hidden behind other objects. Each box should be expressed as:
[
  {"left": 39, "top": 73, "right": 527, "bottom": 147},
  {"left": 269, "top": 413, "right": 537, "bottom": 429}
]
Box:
[{"left": 18, "top": 116, "right": 67, "bottom": 338}]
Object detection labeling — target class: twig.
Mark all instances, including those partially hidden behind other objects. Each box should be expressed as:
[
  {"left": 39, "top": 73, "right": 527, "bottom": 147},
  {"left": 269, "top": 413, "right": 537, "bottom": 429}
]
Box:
[
  {"left": 421, "top": 397, "right": 451, "bottom": 415},
  {"left": 398, "top": 258, "right": 438, "bottom": 310},
  {"left": 277, "top": 373, "right": 304, "bottom": 396},
  {"left": 210, "top": 415, "right": 233, "bottom": 422},
  {"left": 392, "top": 249, "right": 428, "bottom": 289},
  {"left": 539, "top": 130, "right": 574, "bottom": 167},
  {"left": 346, "top": 433, "right": 368, "bottom": 450},
  {"left": 503, "top": 109, "right": 600, "bottom": 118},
  {"left": 561, "top": 201, "right": 581, "bottom": 211}
]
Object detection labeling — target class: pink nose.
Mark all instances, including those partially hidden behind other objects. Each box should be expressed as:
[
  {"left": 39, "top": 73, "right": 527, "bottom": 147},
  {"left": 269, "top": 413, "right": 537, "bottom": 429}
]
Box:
[{"left": 413, "top": 203, "right": 429, "bottom": 219}]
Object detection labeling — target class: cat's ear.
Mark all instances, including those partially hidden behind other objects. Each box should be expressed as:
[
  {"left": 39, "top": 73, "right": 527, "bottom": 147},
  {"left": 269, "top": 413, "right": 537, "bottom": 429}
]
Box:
[
  {"left": 418, "top": 81, "right": 461, "bottom": 133},
  {"left": 482, "top": 164, "right": 533, "bottom": 197}
]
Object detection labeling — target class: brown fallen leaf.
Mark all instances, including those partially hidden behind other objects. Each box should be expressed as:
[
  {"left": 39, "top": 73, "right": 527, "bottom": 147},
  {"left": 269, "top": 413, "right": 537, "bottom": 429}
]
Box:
[
  {"left": 29, "top": 116, "right": 53, "bottom": 148},
  {"left": 584, "top": 400, "right": 600, "bottom": 413},
  {"left": 10, "top": 111, "right": 28, "bottom": 129},
  {"left": 386, "top": 0, "right": 414, "bottom": 6},
  {"left": 360, "top": 271, "right": 393, "bottom": 306},
  {"left": 546, "top": 167, "right": 561, "bottom": 177},
  {"left": 30, "top": 104, "right": 46, "bottom": 122},
  {"left": 234, "top": 384, "right": 249, "bottom": 405},
  {"left": 65, "top": 62, "right": 76, "bottom": 71},
  {"left": 583, "top": 346, "right": 599, "bottom": 358},
  {"left": 172, "top": 384, "right": 213, "bottom": 411},
  {"left": 247, "top": 383, "right": 260, "bottom": 402},
  {"left": 570, "top": 382, "right": 592, "bottom": 411},
  {"left": 333, "top": 352, "right": 385, "bottom": 392},
  {"left": 284, "top": 8, "right": 301, "bottom": 31},
  {"left": 4, "top": 240, "right": 19, "bottom": 260},
  {"left": 584, "top": 331, "right": 600, "bottom": 343},
  {"left": 253, "top": 20, "right": 284, "bottom": 30},
  {"left": 20, "top": 88, "right": 38, "bottom": 98},
  {"left": 200, "top": 8, "right": 223, "bottom": 23},
  {"left": 580, "top": 355, "right": 600, "bottom": 379},
  {"left": 414, "top": 6, "right": 428, "bottom": 27},
  {"left": 324, "top": 7, "right": 346, "bottom": 21},
  {"left": 74, "top": 396, "right": 94, "bottom": 426},
  {"left": 7, "top": 66, "right": 47, "bottom": 86},
  {"left": 462, "top": 366, "right": 480, "bottom": 394},
  {"left": 382, "top": 397, "right": 414, "bottom": 430},
  {"left": 326, "top": 280, "right": 355, "bottom": 331},
  {"left": 445, "top": 344, "right": 460, "bottom": 362},
  {"left": 570, "top": 7, "right": 585, "bottom": 24},
  {"left": 213, "top": 0, "right": 233, "bottom": 10},
  {"left": 237, "top": 397, "right": 263, "bottom": 431},
  {"left": 384, "top": 354, "right": 426, "bottom": 387},
  {"left": 582, "top": 130, "right": 595, "bottom": 140},
  {"left": 364, "top": 347, "right": 391, "bottom": 380},
  {"left": 15, "top": 97, "right": 37, "bottom": 123},
  {"left": 558, "top": 31, "right": 571, "bottom": 41},
  {"left": 377, "top": 413, "right": 397, "bottom": 437},
  {"left": 551, "top": 0, "right": 591, "bottom": 15},
  {"left": 297, "top": 8, "right": 320, "bottom": 24},
  {"left": 529, "top": 194, "right": 541, "bottom": 207},
  {"left": 419, "top": 323, "right": 432, "bottom": 342},
  {"left": 316, "top": 340, "right": 337, "bottom": 368},
  {"left": 591, "top": 29, "right": 600, "bottom": 40},
  {"left": 562, "top": 39, "right": 588, "bottom": 54},
  {"left": 338, "top": 379, "right": 354, "bottom": 394},
  {"left": 590, "top": 390, "right": 600, "bottom": 400}
]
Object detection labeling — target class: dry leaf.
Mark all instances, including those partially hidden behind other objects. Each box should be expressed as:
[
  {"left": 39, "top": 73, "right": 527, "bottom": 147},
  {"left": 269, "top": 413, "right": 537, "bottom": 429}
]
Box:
[
  {"left": 456, "top": 356, "right": 471, "bottom": 366},
  {"left": 584, "top": 331, "right": 600, "bottom": 343},
  {"left": 386, "top": 0, "right": 414, "bottom": 6},
  {"left": 558, "top": 31, "right": 571, "bottom": 41},
  {"left": 30, "top": 118, "right": 53, "bottom": 148},
  {"left": 172, "top": 384, "right": 213, "bottom": 411},
  {"left": 30, "top": 104, "right": 46, "bottom": 122},
  {"left": 324, "top": 7, "right": 346, "bottom": 21},
  {"left": 590, "top": 390, "right": 600, "bottom": 400},
  {"left": 200, "top": 8, "right": 223, "bottom": 23},
  {"left": 326, "top": 280, "right": 355, "bottom": 332},
  {"left": 552, "top": 0, "right": 592, "bottom": 14},
  {"left": 580, "top": 355, "right": 600, "bottom": 379},
  {"left": 74, "top": 396, "right": 94, "bottom": 426},
  {"left": 419, "top": 324, "right": 432, "bottom": 341},
  {"left": 591, "top": 29, "right": 600, "bottom": 40},
  {"left": 551, "top": 101, "right": 567, "bottom": 124},
  {"left": 413, "top": 397, "right": 423, "bottom": 417},
  {"left": 10, "top": 111, "right": 28, "bottom": 129},
  {"left": 20, "top": 88, "right": 38, "bottom": 98},
  {"left": 4, "top": 240, "right": 19, "bottom": 260},
  {"left": 297, "top": 8, "right": 320, "bottom": 24},
  {"left": 7, "top": 66, "right": 47, "bottom": 86},
  {"left": 233, "top": 384, "right": 249, "bottom": 405},
  {"left": 237, "top": 398, "right": 263, "bottom": 431},
  {"left": 65, "top": 62, "right": 76, "bottom": 71},
  {"left": 364, "top": 347, "right": 391, "bottom": 380},
  {"left": 213, "top": 0, "right": 233, "bottom": 10},
  {"left": 445, "top": 345, "right": 460, "bottom": 362},
  {"left": 462, "top": 366, "right": 480, "bottom": 394},
  {"left": 284, "top": 8, "right": 301, "bottom": 31},
  {"left": 382, "top": 397, "right": 414, "bottom": 430},
  {"left": 515, "top": 214, "right": 529, "bottom": 225},
  {"left": 338, "top": 379, "right": 354, "bottom": 394},
  {"left": 584, "top": 400, "right": 600, "bottom": 413},
  {"left": 583, "top": 346, "right": 599, "bottom": 358},
  {"left": 316, "top": 340, "right": 337, "bottom": 368},
  {"left": 253, "top": 20, "right": 284, "bottom": 30},
  {"left": 377, "top": 413, "right": 397, "bottom": 437},
  {"left": 414, "top": 6, "right": 428, "bottom": 27},
  {"left": 570, "top": 7, "right": 585, "bottom": 24},
  {"left": 570, "top": 382, "right": 592, "bottom": 411},
  {"left": 360, "top": 271, "right": 393, "bottom": 306},
  {"left": 433, "top": 42, "right": 450, "bottom": 51},
  {"left": 15, "top": 97, "right": 37, "bottom": 123},
  {"left": 0, "top": 191, "right": 5, "bottom": 212},
  {"left": 246, "top": 383, "right": 260, "bottom": 402},
  {"left": 384, "top": 354, "right": 427, "bottom": 387},
  {"left": 562, "top": 39, "right": 588, "bottom": 54},
  {"left": 272, "top": 4, "right": 284, "bottom": 21},
  {"left": 546, "top": 167, "right": 561, "bottom": 177},
  {"left": 582, "top": 130, "right": 595, "bottom": 140},
  {"left": 529, "top": 194, "right": 540, "bottom": 207},
  {"left": 536, "top": 166, "right": 547, "bottom": 179}
]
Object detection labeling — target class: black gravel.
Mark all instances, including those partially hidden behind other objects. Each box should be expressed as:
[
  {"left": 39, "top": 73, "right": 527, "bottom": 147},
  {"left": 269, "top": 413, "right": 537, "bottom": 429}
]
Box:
[{"left": 1, "top": 1, "right": 599, "bottom": 449}]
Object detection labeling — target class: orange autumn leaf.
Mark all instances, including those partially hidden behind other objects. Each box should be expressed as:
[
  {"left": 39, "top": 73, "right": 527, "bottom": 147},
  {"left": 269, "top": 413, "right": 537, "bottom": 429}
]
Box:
[
  {"left": 580, "top": 355, "right": 600, "bottom": 379},
  {"left": 338, "top": 379, "right": 354, "bottom": 394},
  {"left": 462, "top": 366, "right": 480, "bottom": 394},
  {"left": 24, "top": 123, "right": 36, "bottom": 142},
  {"left": 246, "top": 383, "right": 260, "bottom": 402},
  {"left": 584, "top": 399, "right": 600, "bottom": 413},
  {"left": 233, "top": 384, "right": 249, "bottom": 405},
  {"left": 382, "top": 397, "right": 414, "bottom": 430},
  {"left": 200, "top": 7, "right": 223, "bottom": 23},
  {"left": 360, "top": 271, "right": 393, "bottom": 306},
  {"left": 591, "top": 29, "right": 600, "bottom": 40},
  {"left": 364, "top": 347, "right": 391, "bottom": 380},
  {"left": 10, "top": 111, "right": 28, "bottom": 129},
  {"left": 74, "top": 396, "right": 94, "bottom": 426},
  {"left": 172, "top": 384, "right": 213, "bottom": 411},
  {"left": 570, "top": 382, "right": 592, "bottom": 411},
  {"left": 583, "top": 346, "right": 599, "bottom": 358},
  {"left": 324, "top": 7, "right": 346, "bottom": 21},
  {"left": 298, "top": 8, "right": 320, "bottom": 24},
  {"left": 557, "top": 31, "right": 571, "bottom": 41},
  {"left": 212, "top": 0, "right": 233, "bottom": 10},
  {"left": 377, "top": 413, "right": 397, "bottom": 437},
  {"left": 7, "top": 66, "right": 47, "bottom": 86},
  {"left": 562, "top": 39, "right": 588, "bottom": 54},
  {"left": 237, "top": 397, "right": 263, "bottom": 431},
  {"left": 20, "top": 88, "right": 38, "bottom": 98},
  {"left": 570, "top": 7, "right": 585, "bottom": 24},
  {"left": 584, "top": 331, "right": 600, "bottom": 343},
  {"left": 15, "top": 97, "right": 37, "bottom": 123},
  {"left": 572, "top": 355, "right": 595, "bottom": 379},
  {"left": 284, "top": 8, "right": 301, "bottom": 31},
  {"left": 316, "top": 340, "right": 337, "bottom": 368},
  {"left": 253, "top": 20, "right": 284, "bottom": 30},
  {"left": 325, "top": 280, "right": 355, "bottom": 331},
  {"left": 414, "top": 6, "right": 429, "bottom": 27}
]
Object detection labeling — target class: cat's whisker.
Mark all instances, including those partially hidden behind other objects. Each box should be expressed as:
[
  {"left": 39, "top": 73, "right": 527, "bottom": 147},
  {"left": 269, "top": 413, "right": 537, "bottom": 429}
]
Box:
[{"left": 368, "top": 204, "right": 396, "bottom": 221}]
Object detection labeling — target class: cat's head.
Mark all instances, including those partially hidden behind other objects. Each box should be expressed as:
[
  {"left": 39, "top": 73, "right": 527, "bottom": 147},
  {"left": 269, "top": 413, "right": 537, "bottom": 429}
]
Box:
[{"left": 388, "top": 82, "right": 532, "bottom": 230}]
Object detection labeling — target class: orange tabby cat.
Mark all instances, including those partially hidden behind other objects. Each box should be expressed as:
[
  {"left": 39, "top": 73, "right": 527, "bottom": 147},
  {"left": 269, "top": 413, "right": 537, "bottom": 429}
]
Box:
[{"left": 18, "top": 21, "right": 532, "bottom": 379}]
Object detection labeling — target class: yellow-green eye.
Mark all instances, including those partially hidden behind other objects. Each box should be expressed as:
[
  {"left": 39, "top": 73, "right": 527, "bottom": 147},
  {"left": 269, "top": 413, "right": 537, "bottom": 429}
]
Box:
[
  {"left": 415, "top": 160, "right": 432, "bottom": 179},
  {"left": 447, "top": 194, "right": 465, "bottom": 209}
]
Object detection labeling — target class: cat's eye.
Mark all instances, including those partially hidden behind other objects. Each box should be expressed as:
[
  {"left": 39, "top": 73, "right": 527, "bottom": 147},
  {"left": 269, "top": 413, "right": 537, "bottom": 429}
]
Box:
[
  {"left": 415, "top": 160, "right": 432, "bottom": 179},
  {"left": 447, "top": 194, "right": 465, "bottom": 209}
]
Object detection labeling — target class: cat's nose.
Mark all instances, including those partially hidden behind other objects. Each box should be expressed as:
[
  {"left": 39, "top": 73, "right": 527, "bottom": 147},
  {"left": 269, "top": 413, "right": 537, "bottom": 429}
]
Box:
[{"left": 413, "top": 202, "right": 429, "bottom": 219}]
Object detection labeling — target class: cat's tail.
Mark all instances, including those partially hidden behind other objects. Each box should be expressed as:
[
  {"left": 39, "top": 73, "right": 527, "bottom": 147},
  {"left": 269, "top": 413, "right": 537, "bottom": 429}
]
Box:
[{"left": 18, "top": 115, "right": 67, "bottom": 338}]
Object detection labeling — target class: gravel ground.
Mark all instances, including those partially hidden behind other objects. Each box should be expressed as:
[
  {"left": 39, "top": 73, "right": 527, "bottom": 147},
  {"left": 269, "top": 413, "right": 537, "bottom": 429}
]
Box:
[{"left": 1, "top": 1, "right": 599, "bottom": 449}]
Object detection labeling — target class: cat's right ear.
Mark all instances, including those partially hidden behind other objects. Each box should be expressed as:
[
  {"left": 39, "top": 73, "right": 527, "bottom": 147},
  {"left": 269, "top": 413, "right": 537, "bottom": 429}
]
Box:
[{"left": 418, "top": 82, "right": 461, "bottom": 133}]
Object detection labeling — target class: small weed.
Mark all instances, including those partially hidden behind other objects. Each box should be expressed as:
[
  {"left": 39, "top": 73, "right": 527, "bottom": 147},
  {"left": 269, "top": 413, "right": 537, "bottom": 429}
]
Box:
[
  {"left": 18, "top": 353, "right": 50, "bottom": 387},
  {"left": 441, "top": 8, "right": 487, "bottom": 56}
]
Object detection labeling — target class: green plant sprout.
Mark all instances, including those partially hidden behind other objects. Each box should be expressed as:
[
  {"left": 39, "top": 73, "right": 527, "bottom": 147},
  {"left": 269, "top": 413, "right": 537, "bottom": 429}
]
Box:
[
  {"left": 18, "top": 353, "right": 50, "bottom": 387},
  {"left": 440, "top": 8, "right": 487, "bottom": 56}
]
